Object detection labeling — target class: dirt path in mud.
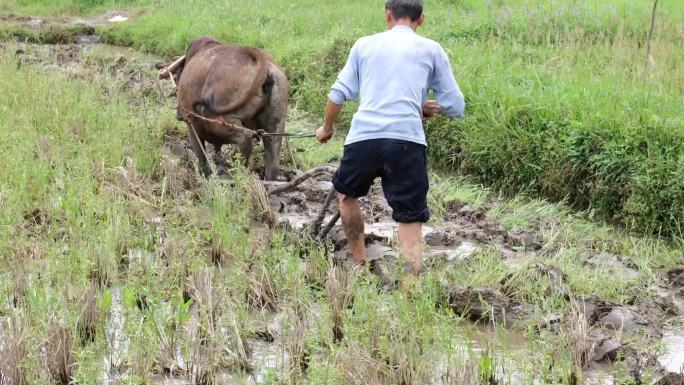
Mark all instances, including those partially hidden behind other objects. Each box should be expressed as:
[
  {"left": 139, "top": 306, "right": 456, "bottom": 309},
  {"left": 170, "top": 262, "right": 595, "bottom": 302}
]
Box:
[{"left": 1, "top": 35, "right": 683, "bottom": 384}]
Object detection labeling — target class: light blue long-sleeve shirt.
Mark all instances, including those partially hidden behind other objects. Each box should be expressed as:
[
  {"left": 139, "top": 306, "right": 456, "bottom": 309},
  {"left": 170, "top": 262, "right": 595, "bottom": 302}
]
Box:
[{"left": 329, "top": 25, "right": 465, "bottom": 146}]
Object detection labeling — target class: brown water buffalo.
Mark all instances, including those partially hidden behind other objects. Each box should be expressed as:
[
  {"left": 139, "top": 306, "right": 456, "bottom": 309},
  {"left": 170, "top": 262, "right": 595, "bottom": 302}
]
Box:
[{"left": 175, "top": 36, "right": 287, "bottom": 180}]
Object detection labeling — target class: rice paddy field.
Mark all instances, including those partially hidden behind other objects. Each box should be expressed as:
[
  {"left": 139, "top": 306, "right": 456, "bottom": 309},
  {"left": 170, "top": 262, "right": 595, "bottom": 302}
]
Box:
[{"left": 0, "top": 1, "right": 682, "bottom": 384}]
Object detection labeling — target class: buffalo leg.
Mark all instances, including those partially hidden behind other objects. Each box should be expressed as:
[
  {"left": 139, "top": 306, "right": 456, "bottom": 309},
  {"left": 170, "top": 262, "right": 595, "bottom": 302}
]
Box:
[
  {"left": 187, "top": 123, "right": 211, "bottom": 177},
  {"left": 235, "top": 134, "right": 254, "bottom": 171},
  {"left": 262, "top": 122, "right": 284, "bottom": 181},
  {"left": 258, "top": 64, "right": 288, "bottom": 181},
  {"left": 213, "top": 143, "right": 223, "bottom": 166}
]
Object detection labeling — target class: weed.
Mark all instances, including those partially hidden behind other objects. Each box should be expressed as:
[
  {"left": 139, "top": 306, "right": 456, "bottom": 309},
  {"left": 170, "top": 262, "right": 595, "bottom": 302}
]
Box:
[
  {"left": 89, "top": 250, "right": 114, "bottom": 288},
  {"left": 0, "top": 312, "right": 28, "bottom": 385},
  {"left": 284, "top": 309, "right": 309, "bottom": 383},
  {"left": 43, "top": 319, "right": 77, "bottom": 385},
  {"left": 76, "top": 280, "right": 101, "bottom": 344},
  {"left": 335, "top": 341, "right": 388, "bottom": 385},
  {"left": 325, "top": 264, "right": 357, "bottom": 343},
  {"left": 246, "top": 263, "right": 279, "bottom": 312}
]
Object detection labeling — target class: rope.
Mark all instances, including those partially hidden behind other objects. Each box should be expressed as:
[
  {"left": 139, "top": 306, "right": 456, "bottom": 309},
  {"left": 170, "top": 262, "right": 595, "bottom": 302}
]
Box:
[
  {"left": 255, "top": 130, "right": 316, "bottom": 139},
  {"left": 177, "top": 103, "right": 315, "bottom": 139}
]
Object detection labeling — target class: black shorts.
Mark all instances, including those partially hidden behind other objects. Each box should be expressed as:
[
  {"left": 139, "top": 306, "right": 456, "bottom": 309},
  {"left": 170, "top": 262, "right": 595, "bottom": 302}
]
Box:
[{"left": 332, "top": 139, "right": 430, "bottom": 223}]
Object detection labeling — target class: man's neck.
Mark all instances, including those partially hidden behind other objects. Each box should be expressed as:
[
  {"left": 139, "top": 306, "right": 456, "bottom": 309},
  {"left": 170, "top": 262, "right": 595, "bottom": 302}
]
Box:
[{"left": 389, "top": 18, "right": 418, "bottom": 31}]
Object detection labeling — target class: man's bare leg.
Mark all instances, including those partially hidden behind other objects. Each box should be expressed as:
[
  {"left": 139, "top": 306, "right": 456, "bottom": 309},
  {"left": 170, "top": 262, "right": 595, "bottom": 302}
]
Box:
[
  {"left": 339, "top": 194, "right": 366, "bottom": 264},
  {"left": 398, "top": 222, "right": 423, "bottom": 275}
]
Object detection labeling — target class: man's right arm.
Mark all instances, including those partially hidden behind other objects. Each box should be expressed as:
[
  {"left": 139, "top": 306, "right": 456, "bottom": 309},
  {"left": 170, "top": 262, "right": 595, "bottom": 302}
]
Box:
[{"left": 429, "top": 45, "right": 465, "bottom": 118}]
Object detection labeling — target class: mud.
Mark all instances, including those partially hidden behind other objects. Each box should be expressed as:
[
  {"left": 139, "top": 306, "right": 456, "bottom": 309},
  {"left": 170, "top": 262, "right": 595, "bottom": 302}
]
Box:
[
  {"left": 270, "top": 177, "right": 537, "bottom": 270},
  {"left": 448, "top": 286, "right": 535, "bottom": 327},
  {"left": 259, "top": 164, "right": 684, "bottom": 382},
  {"left": 10, "top": 42, "right": 162, "bottom": 106},
  {"left": 0, "top": 11, "right": 131, "bottom": 27},
  {"left": 654, "top": 267, "right": 684, "bottom": 316},
  {"left": 104, "top": 286, "right": 129, "bottom": 384},
  {"left": 585, "top": 252, "right": 639, "bottom": 279}
]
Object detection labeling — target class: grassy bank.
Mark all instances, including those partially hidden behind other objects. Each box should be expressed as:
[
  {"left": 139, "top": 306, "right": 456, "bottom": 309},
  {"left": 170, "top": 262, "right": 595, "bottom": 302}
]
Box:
[{"left": 5, "top": 0, "right": 677, "bottom": 236}]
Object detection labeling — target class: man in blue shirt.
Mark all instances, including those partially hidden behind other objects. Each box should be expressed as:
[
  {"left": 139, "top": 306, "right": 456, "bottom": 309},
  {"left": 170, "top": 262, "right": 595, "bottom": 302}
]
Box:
[{"left": 316, "top": 0, "right": 465, "bottom": 275}]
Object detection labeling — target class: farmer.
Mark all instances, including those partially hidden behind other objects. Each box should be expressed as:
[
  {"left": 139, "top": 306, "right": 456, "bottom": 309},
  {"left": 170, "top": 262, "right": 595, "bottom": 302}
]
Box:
[{"left": 316, "top": 0, "right": 464, "bottom": 276}]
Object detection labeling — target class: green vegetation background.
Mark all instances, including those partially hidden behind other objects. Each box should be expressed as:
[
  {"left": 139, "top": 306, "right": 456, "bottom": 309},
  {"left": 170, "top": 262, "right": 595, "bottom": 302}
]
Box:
[{"left": 2, "top": 0, "right": 683, "bottom": 236}]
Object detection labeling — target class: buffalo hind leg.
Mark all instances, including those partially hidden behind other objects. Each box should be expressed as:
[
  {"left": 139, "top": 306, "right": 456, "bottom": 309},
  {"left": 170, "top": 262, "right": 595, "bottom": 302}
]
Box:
[
  {"left": 187, "top": 123, "right": 211, "bottom": 177},
  {"left": 258, "top": 63, "right": 288, "bottom": 181},
  {"left": 235, "top": 134, "right": 254, "bottom": 172},
  {"left": 213, "top": 143, "right": 224, "bottom": 167},
  {"left": 262, "top": 121, "right": 284, "bottom": 181}
]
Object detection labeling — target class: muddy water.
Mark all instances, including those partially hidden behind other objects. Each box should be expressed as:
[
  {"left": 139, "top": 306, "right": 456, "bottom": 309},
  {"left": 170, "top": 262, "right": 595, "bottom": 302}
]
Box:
[
  {"left": 425, "top": 241, "right": 479, "bottom": 263},
  {"left": 104, "top": 286, "right": 129, "bottom": 385},
  {"left": 430, "top": 325, "right": 615, "bottom": 385},
  {"left": 659, "top": 326, "right": 684, "bottom": 374},
  {"left": 0, "top": 316, "right": 5, "bottom": 350},
  {"left": 151, "top": 371, "right": 247, "bottom": 385},
  {"left": 248, "top": 337, "right": 285, "bottom": 382}
]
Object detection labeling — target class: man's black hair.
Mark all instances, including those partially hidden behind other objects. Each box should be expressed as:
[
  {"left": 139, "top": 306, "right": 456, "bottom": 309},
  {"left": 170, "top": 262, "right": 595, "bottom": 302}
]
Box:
[{"left": 385, "top": 0, "right": 423, "bottom": 22}]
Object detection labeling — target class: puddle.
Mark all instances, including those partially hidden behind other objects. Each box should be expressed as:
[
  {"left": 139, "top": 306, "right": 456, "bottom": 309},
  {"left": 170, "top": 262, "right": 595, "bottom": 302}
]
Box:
[
  {"left": 425, "top": 241, "right": 479, "bottom": 263},
  {"left": 150, "top": 371, "right": 249, "bottom": 385},
  {"left": 659, "top": 326, "right": 684, "bottom": 374},
  {"left": 123, "top": 248, "right": 156, "bottom": 268},
  {"left": 0, "top": 316, "right": 5, "bottom": 349},
  {"left": 104, "top": 286, "right": 129, "bottom": 384},
  {"left": 277, "top": 213, "right": 325, "bottom": 231},
  {"left": 430, "top": 325, "right": 534, "bottom": 385},
  {"left": 248, "top": 337, "right": 285, "bottom": 383},
  {"left": 431, "top": 325, "right": 616, "bottom": 385},
  {"left": 108, "top": 15, "right": 129, "bottom": 23}
]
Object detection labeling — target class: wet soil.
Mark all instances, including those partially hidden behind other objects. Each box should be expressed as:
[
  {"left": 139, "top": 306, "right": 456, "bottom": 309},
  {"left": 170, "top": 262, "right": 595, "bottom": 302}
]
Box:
[
  {"left": 0, "top": 11, "right": 132, "bottom": 27},
  {"left": 9, "top": 42, "right": 162, "bottom": 104},
  {"left": 263, "top": 168, "right": 684, "bottom": 383},
  {"left": 0, "top": 11, "right": 133, "bottom": 45}
]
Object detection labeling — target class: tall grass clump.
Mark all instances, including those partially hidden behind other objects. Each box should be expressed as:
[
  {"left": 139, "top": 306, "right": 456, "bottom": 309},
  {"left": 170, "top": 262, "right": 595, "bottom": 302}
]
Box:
[{"left": 426, "top": 12, "right": 684, "bottom": 236}]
